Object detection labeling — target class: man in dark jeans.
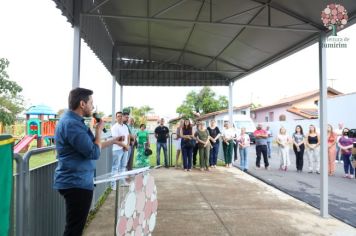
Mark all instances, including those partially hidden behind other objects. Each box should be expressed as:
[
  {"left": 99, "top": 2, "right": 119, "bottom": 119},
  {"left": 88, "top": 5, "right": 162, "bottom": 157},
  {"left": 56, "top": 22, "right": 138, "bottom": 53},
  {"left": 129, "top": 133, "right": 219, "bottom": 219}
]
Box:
[
  {"left": 253, "top": 124, "right": 269, "bottom": 170},
  {"left": 54, "top": 88, "right": 121, "bottom": 236},
  {"left": 154, "top": 118, "right": 170, "bottom": 168}
]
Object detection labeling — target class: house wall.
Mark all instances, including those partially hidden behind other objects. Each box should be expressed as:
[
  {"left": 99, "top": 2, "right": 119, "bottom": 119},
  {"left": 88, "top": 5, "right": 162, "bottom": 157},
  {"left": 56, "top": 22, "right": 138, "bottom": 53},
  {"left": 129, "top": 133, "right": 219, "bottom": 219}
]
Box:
[
  {"left": 198, "top": 107, "right": 251, "bottom": 128},
  {"left": 258, "top": 93, "right": 356, "bottom": 141},
  {"left": 252, "top": 105, "right": 303, "bottom": 123},
  {"left": 146, "top": 120, "right": 158, "bottom": 132},
  {"left": 251, "top": 92, "right": 339, "bottom": 123},
  {"left": 327, "top": 93, "right": 356, "bottom": 129}
]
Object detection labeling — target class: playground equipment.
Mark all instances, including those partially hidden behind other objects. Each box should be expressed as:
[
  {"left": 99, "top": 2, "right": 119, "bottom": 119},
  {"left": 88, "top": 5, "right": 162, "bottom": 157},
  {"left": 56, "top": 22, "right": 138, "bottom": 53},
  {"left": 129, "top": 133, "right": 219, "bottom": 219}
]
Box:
[
  {"left": 14, "top": 134, "right": 37, "bottom": 154},
  {"left": 14, "top": 105, "right": 57, "bottom": 153}
]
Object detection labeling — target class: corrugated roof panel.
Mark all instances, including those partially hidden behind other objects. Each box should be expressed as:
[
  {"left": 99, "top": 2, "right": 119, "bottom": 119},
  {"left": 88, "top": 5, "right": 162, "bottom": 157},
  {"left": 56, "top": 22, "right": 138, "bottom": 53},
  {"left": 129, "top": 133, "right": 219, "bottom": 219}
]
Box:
[{"left": 52, "top": 0, "right": 356, "bottom": 86}]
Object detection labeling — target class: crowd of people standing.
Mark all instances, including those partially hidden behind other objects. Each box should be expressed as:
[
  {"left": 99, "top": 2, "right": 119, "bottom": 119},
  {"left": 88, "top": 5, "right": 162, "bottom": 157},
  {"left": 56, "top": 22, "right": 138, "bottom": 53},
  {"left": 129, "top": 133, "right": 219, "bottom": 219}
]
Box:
[
  {"left": 272, "top": 122, "right": 355, "bottom": 179},
  {"left": 175, "top": 118, "right": 249, "bottom": 171},
  {"left": 109, "top": 111, "right": 356, "bottom": 180}
]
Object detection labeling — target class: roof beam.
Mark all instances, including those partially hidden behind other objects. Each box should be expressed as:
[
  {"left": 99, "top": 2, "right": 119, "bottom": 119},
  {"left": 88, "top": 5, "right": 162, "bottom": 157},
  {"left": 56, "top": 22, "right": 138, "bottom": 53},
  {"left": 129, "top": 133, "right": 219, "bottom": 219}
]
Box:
[
  {"left": 147, "top": 55, "right": 181, "bottom": 81},
  {"left": 147, "top": 0, "right": 151, "bottom": 60},
  {"left": 231, "top": 32, "right": 320, "bottom": 82},
  {"left": 86, "top": 0, "right": 111, "bottom": 13},
  {"left": 116, "top": 68, "right": 245, "bottom": 73},
  {"left": 151, "top": 0, "right": 188, "bottom": 17},
  {"left": 118, "top": 43, "right": 248, "bottom": 71},
  {"left": 204, "top": 3, "right": 266, "bottom": 69},
  {"left": 215, "top": 3, "right": 267, "bottom": 22},
  {"left": 250, "top": 0, "right": 324, "bottom": 30},
  {"left": 81, "top": 13, "right": 321, "bottom": 33},
  {"left": 177, "top": 0, "right": 206, "bottom": 63},
  {"left": 209, "top": 0, "right": 212, "bottom": 22}
]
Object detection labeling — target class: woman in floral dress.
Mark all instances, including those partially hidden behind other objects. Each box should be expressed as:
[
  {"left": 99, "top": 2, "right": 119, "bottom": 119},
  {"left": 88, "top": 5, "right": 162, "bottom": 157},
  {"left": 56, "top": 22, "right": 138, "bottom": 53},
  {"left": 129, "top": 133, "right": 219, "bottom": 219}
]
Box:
[{"left": 135, "top": 124, "right": 150, "bottom": 168}]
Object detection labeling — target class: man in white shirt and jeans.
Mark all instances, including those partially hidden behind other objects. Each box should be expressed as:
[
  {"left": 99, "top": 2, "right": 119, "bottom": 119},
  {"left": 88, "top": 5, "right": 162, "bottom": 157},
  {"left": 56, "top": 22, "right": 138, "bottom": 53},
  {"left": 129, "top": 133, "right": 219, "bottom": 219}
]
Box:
[{"left": 111, "top": 111, "right": 130, "bottom": 189}]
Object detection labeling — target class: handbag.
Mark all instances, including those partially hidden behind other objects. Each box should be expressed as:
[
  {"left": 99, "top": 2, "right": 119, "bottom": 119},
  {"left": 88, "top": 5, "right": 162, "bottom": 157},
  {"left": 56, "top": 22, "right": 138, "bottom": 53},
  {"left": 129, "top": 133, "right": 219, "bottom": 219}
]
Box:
[{"left": 144, "top": 147, "right": 153, "bottom": 156}]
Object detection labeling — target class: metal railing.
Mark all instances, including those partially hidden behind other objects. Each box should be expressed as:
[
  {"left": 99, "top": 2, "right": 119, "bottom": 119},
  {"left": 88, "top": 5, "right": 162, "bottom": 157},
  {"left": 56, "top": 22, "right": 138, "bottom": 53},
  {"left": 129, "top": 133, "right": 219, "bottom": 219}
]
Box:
[
  {"left": 13, "top": 153, "right": 24, "bottom": 236},
  {"left": 13, "top": 144, "right": 113, "bottom": 236},
  {"left": 11, "top": 131, "right": 174, "bottom": 235}
]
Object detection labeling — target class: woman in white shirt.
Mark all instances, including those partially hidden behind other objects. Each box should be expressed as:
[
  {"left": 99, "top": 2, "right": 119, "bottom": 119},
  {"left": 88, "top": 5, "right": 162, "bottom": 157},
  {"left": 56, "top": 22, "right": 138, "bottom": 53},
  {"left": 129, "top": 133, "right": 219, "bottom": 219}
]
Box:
[
  {"left": 222, "top": 121, "right": 236, "bottom": 168},
  {"left": 237, "top": 127, "right": 250, "bottom": 172},
  {"left": 276, "top": 127, "right": 291, "bottom": 171}
]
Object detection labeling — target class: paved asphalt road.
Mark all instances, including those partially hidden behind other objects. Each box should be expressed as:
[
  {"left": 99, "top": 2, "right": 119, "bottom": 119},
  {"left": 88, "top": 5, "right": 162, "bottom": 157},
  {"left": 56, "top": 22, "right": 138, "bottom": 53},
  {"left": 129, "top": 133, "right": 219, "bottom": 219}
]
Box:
[{"left": 232, "top": 145, "right": 356, "bottom": 227}]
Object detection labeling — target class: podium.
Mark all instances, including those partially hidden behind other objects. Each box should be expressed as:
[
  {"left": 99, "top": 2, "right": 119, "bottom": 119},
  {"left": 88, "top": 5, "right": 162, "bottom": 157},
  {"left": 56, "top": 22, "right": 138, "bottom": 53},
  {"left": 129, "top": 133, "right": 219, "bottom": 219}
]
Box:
[{"left": 94, "top": 167, "right": 158, "bottom": 236}]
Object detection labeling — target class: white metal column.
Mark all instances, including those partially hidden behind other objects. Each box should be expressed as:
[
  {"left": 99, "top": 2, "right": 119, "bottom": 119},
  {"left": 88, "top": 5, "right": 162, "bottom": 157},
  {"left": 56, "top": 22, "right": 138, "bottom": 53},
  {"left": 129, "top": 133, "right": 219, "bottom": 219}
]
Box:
[
  {"left": 120, "top": 85, "right": 123, "bottom": 111},
  {"left": 112, "top": 76, "right": 116, "bottom": 124},
  {"left": 319, "top": 32, "right": 328, "bottom": 217},
  {"left": 72, "top": 0, "right": 81, "bottom": 88},
  {"left": 228, "top": 82, "right": 234, "bottom": 125}
]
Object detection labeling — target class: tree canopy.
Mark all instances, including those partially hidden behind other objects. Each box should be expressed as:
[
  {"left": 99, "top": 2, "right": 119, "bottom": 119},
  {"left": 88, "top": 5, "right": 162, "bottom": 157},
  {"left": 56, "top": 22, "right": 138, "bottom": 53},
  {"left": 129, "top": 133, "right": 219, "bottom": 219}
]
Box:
[
  {"left": 123, "top": 105, "right": 154, "bottom": 128},
  {"left": 176, "top": 87, "right": 228, "bottom": 119},
  {"left": 0, "top": 58, "right": 25, "bottom": 126}
]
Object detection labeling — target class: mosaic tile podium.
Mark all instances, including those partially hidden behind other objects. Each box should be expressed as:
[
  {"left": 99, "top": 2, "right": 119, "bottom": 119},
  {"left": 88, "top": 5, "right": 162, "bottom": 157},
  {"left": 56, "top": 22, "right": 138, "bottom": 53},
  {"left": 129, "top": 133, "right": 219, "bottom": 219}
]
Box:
[{"left": 94, "top": 167, "right": 158, "bottom": 236}]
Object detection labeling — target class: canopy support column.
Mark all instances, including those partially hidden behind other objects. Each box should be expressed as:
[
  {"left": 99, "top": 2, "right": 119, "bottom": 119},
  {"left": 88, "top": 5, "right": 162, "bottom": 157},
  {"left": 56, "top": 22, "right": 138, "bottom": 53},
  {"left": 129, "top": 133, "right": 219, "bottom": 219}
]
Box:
[
  {"left": 120, "top": 85, "right": 123, "bottom": 111},
  {"left": 319, "top": 32, "right": 328, "bottom": 218},
  {"left": 72, "top": 0, "right": 82, "bottom": 88},
  {"left": 228, "top": 82, "right": 234, "bottom": 125},
  {"left": 112, "top": 76, "right": 116, "bottom": 124}
]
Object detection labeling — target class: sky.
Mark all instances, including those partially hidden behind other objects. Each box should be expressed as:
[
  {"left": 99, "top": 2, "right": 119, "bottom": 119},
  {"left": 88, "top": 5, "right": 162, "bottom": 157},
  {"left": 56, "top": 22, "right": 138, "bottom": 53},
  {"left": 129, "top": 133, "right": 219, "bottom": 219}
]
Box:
[{"left": 1, "top": 0, "right": 356, "bottom": 119}]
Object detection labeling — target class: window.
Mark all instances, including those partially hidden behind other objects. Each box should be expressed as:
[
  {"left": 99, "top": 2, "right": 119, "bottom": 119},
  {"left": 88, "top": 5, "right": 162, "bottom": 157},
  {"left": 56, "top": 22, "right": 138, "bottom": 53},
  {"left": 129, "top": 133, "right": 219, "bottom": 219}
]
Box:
[
  {"left": 265, "top": 116, "right": 269, "bottom": 122},
  {"left": 241, "top": 110, "right": 246, "bottom": 115},
  {"left": 268, "top": 112, "right": 274, "bottom": 122},
  {"left": 279, "top": 114, "right": 286, "bottom": 121}
]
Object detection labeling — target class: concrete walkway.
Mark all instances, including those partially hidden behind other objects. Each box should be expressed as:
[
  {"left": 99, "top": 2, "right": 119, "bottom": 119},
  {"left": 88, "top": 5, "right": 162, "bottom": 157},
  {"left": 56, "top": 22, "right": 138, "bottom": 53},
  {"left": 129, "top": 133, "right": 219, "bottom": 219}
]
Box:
[{"left": 84, "top": 167, "right": 356, "bottom": 236}]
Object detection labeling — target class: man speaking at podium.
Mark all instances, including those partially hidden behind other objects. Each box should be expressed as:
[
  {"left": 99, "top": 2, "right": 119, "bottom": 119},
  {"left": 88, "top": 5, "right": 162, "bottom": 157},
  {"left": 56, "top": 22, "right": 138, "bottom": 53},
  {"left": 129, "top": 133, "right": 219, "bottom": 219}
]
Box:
[{"left": 53, "top": 87, "right": 121, "bottom": 236}]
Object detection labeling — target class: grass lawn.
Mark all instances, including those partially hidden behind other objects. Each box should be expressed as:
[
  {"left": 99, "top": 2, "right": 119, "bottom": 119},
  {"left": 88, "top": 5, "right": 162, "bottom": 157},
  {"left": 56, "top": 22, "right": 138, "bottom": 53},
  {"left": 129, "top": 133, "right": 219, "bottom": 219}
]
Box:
[
  {"left": 14, "top": 142, "right": 225, "bottom": 172},
  {"left": 28, "top": 151, "right": 57, "bottom": 169},
  {"left": 145, "top": 144, "right": 225, "bottom": 167},
  {"left": 13, "top": 150, "right": 56, "bottom": 173}
]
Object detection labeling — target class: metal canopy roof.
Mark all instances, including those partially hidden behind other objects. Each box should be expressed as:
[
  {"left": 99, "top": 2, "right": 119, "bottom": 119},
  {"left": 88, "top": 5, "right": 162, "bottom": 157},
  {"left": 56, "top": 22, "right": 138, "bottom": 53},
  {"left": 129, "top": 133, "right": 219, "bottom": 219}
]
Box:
[{"left": 53, "top": 0, "right": 356, "bottom": 86}]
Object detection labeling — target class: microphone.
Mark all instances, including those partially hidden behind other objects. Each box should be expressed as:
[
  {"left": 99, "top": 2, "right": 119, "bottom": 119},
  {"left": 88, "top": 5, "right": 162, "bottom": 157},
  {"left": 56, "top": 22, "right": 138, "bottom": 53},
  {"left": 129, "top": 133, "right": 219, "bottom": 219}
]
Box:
[{"left": 93, "top": 113, "right": 107, "bottom": 133}]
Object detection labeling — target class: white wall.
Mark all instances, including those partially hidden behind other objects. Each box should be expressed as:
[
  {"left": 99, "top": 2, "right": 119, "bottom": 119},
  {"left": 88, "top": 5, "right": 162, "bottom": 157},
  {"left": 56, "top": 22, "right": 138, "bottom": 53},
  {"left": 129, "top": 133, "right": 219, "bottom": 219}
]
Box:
[
  {"left": 200, "top": 108, "right": 250, "bottom": 129},
  {"left": 259, "top": 93, "right": 356, "bottom": 139},
  {"left": 327, "top": 93, "right": 356, "bottom": 129}
]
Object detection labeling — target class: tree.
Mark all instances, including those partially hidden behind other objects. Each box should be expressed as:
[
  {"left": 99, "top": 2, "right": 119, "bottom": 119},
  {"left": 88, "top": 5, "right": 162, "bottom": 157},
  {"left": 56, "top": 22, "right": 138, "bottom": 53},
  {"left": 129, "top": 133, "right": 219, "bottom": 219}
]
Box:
[
  {"left": 0, "top": 58, "right": 25, "bottom": 126},
  {"left": 57, "top": 108, "right": 66, "bottom": 117},
  {"left": 176, "top": 87, "right": 228, "bottom": 118},
  {"left": 123, "top": 105, "right": 154, "bottom": 128}
]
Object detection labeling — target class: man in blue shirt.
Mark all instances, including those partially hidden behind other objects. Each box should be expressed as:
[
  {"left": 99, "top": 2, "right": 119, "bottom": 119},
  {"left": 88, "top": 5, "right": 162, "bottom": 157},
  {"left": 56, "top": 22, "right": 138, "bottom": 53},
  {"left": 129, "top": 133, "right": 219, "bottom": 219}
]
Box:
[{"left": 54, "top": 87, "right": 121, "bottom": 236}]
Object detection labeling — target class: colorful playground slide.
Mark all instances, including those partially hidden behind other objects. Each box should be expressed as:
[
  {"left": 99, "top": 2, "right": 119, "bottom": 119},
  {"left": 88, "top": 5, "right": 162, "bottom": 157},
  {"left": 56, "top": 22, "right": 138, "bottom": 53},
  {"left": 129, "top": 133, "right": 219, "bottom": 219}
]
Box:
[{"left": 14, "top": 135, "right": 37, "bottom": 154}]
